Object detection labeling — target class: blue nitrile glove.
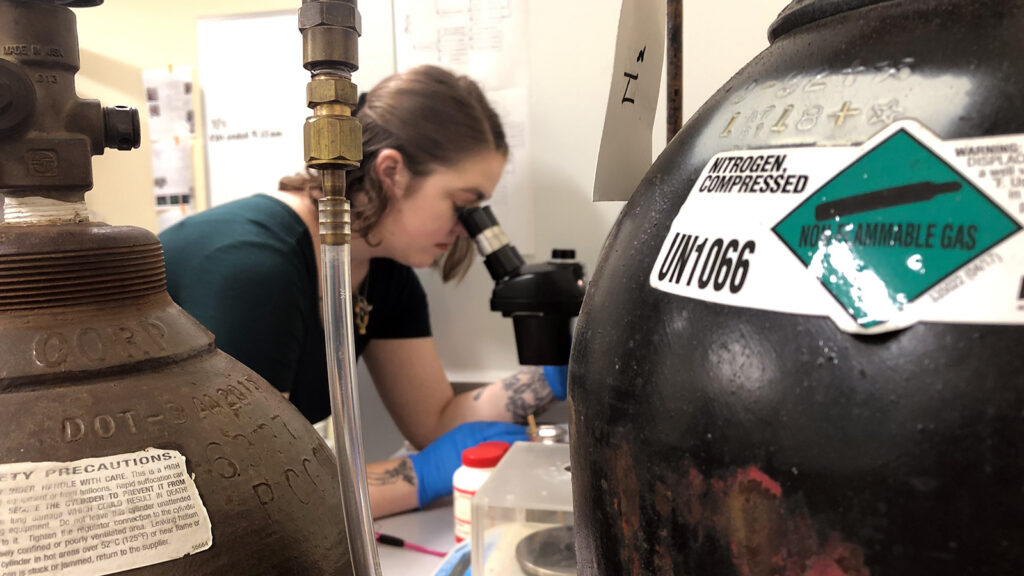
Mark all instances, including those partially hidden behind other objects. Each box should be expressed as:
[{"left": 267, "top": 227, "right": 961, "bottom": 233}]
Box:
[
  {"left": 407, "top": 421, "right": 528, "bottom": 508},
  {"left": 544, "top": 365, "right": 569, "bottom": 401}
]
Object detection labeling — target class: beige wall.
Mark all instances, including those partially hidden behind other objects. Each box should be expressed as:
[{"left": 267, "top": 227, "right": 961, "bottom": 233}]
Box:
[
  {"left": 75, "top": 0, "right": 304, "bottom": 232},
  {"left": 682, "top": 1, "right": 790, "bottom": 121}
]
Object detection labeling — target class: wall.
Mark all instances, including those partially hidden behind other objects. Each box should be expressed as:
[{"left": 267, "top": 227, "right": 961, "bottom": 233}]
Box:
[{"left": 682, "top": 1, "right": 791, "bottom": 121}]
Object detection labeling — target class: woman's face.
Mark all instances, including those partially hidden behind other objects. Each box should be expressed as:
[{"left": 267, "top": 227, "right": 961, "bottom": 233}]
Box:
[{"left": 378, "top": 149, "right": 506, "bottom": 268}]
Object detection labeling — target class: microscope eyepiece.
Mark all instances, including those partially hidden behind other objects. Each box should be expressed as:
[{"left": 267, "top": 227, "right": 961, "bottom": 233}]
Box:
[
  {"left": 457, "top": 206, "right": 525, "bottom": 281},
  {"left": 456, "top": 205, "right": 497, "bottom": 237}
]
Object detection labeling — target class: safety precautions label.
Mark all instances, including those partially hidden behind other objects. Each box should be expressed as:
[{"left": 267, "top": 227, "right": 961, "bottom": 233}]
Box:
[
  {"left": 650, "top": 120, "right": 1024, "bottom": 334},
  {"left": 0, "top": 449, "right": 212, "bottom": 576}
]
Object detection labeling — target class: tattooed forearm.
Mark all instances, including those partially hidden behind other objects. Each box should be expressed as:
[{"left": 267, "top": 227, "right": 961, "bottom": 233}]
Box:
[
  {"left": 367, "top": 458, "right": 416, "bottom": 487},
  {"left": 501, "top": 366, "right": 555, "bottom": 423}
]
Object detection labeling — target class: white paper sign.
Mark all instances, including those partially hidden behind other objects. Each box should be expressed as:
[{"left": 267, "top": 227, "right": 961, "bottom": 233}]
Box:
[
  {"left": 142, "top": 67, "right": 195, "bottom": 141},
  {"left": 0, "top": 449, "right": 212, "bottom": 575},
  {"left": 594, "top": 0, "right": 666, "bottom": 202}
]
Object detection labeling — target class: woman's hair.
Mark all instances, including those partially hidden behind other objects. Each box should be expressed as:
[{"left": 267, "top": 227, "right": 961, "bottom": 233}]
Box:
[
  {"left": 278, "top": 168, "right": 322, "bottom": 195},
  {"left": 347, "top": 65, "right": 508, "bottom": 282}
]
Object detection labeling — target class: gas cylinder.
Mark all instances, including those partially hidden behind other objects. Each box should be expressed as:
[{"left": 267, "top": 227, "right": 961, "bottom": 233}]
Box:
[
  {"left": 0, "top": 2, "right": 351, "bottom": 574},
  {"left": 571, "top": 1, "right": 1024, "bottom": 574}
]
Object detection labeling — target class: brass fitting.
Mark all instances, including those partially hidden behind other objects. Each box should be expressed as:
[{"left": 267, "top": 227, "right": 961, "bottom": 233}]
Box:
[
  {"left": 307, "top": 76, "right": 358, "bottom": 112},
  {"left": 318, "top": 195, "right": 350, "bottom": 246},
  {"left": 0, "top": 1, "right": 140, "bottom": 205},
  {"left": 298, "top": 1, "right": 360, "bottom": 34},
  {"left": 300, "top": 1, "right": 362, "bottom": 181},
  {"left": 304, "top": 115, "right": 361, "bottom": 168},
  {"left": 301, "top": 1, "right": 362, "bottom": 246},
  {"left": 299, "top": 0, "right": 359, "bottom": 74}
]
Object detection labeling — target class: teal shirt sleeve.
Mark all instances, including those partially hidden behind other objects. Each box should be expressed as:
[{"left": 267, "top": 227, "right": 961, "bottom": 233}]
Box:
[
  {"left": 175, "top": 242, "right": 307, "bottom": 394},
  {"left": 160, "top": 195, "right": 319, "bottom": 396}
]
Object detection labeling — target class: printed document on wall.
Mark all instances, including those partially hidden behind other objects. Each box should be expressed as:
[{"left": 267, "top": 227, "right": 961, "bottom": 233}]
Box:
[{"left": 394, "top": 0, "right": 533, "bottom": 254}]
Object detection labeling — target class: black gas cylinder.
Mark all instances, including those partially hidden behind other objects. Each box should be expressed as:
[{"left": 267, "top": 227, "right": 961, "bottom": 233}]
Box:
[{"left": 571, "top": 1, "right": 1024, "bottom": 574}]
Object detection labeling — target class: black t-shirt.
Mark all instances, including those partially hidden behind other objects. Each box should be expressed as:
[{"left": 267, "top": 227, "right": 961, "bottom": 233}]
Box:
[{"left": 159, "top": 194, "right": 432, "bottom": 423}]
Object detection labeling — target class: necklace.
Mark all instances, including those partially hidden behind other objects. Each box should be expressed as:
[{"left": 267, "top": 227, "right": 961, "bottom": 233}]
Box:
[{"left": 354, "top": 271, "right": 373, "bottom": 336}]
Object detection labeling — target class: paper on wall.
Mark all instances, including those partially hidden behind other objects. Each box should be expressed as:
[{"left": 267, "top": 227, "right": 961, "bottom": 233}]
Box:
[
  {"left": 393, "top": 0, "right": 534, "bottom": 255},
  {"left": 142, "top": 67, "right": 195, "bottom": 141},
  {"left": 143, "top": 66, "right": 196, "bottom": 231}
]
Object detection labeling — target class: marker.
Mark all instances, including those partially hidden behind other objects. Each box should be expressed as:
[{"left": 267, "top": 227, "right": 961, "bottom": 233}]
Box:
[{"left": 375, "top": 532, "right": 447, "bottom": 558}]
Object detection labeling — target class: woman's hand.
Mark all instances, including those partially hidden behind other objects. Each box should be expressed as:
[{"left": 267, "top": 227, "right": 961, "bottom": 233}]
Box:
[
  {"left": 408, "top": 421, "right": 527, "bottom": 508},
  {"left": 366, "top": 421, "right": 527, "bottom": 518},
  {"left": 542, "top": 365, "right": 568, "bottom": 401}
]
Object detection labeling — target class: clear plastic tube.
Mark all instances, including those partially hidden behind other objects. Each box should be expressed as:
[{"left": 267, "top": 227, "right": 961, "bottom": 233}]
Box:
[{"left": 320, "top": 211, "right": 381, "bottom": 576}]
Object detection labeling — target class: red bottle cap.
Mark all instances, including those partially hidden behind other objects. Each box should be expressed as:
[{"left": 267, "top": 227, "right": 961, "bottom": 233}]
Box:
[{"left": 461, "top": 441, "right": 511, "bottom": 468}]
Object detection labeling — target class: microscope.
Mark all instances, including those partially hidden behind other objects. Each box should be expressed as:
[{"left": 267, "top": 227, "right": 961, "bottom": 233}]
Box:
[{"left": 457, "top": 206, "right": 586, "bottom": 366}]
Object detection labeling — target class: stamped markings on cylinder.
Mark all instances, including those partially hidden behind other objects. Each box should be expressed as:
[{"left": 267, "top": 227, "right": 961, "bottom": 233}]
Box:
[
  {"left": 55, "top": 375, "right": 330, "bottom": 513},
  {"left": 1, "top": 44, "right": 65, "bottom": 59},
  {"left": 723, "top": 58, "right": 914, "bottom": 139},
  {"left": 63, "top": 410, "right": 147, "bottom": 443},
  {"left": 209, "top": 424, "right": 335, "bottom": 511},
  {"left": 32, "top": 319, "right": 169, "bottom": 368},
  {"left": 60, "top": 376, "right": 263, "bottom": 443}
]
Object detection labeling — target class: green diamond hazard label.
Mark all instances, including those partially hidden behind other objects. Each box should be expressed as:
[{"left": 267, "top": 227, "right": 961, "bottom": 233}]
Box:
[{"left": 773, "top": 128, "right": 1022, "bottom": 328}]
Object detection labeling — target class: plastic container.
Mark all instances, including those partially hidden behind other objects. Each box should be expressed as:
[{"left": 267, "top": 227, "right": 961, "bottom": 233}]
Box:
[
  {"left": 453, "top": 441, "right": 511, "bottom": 543},
  {"left": 471, "top": 442, "right": 573, "bottom": 575}
]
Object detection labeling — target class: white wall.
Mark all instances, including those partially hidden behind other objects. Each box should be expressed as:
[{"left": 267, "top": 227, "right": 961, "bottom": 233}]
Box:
[{"left": 682, "top": 1, "right": 791, "bottom": 122}]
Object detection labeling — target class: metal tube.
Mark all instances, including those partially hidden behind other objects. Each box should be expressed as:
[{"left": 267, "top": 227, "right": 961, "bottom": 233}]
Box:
[{"left": 319, "top": 196, "right": 381, "bottom": 576}]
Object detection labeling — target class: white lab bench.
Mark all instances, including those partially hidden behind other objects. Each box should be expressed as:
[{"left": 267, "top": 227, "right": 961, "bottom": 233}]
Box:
[{"left": 359, "top": 372, "right": 572, "bottom": 575}]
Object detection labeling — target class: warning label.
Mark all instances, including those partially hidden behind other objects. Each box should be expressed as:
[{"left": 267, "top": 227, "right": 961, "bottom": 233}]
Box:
[
  {"left": 0, "top": 449, "right": 212, "bottom": 576},
  {"left": 650, "top": 121, "right": 1024, "bottom": 334}
]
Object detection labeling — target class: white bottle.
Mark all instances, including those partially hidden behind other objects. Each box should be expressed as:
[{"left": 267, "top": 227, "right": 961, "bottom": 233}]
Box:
[{"left": 452, "top": 440, "right": 511, "bottom": 543}]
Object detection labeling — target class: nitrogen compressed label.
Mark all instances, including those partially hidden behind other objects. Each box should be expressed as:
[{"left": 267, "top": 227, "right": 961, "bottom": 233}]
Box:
[
  {"left": 0, "top": 449, "right": 212, "bottom": 576},
  {"left": 649, "top": 120, "right": 1024, "bottom": 334}
]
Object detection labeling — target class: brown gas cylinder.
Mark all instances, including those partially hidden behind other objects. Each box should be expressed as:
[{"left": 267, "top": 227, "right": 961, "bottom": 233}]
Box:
[{"left": 0, "top": 1, "right": 351, "bottom": 574}]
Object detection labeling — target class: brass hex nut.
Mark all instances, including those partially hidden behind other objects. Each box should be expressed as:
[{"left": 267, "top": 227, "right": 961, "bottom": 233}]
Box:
[
  {"left": 298, "top": 1, "right": 361, "bottom": 33},
  {"left": 307, "top": 77, "right": 358, "bottom": 108},
  {"left": 304, "top": 115, "right": 362, "bottom": 166}
]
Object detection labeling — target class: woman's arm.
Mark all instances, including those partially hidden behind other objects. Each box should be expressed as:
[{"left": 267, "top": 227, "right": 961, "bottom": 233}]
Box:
[
  {"left": 363, "top": 337, "right": 557, "bottom": 449},
  {"left": 367, "top": 458, "right": 419, "bottom": 519},
  {"left": 464, "top": 366, "right": 555, "bottom": 423}
]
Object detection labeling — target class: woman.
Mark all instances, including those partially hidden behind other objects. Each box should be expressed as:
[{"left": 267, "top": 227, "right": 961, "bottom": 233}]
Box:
[{"left": 160, "top": 65, "right": 564, "bottom": 518}]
